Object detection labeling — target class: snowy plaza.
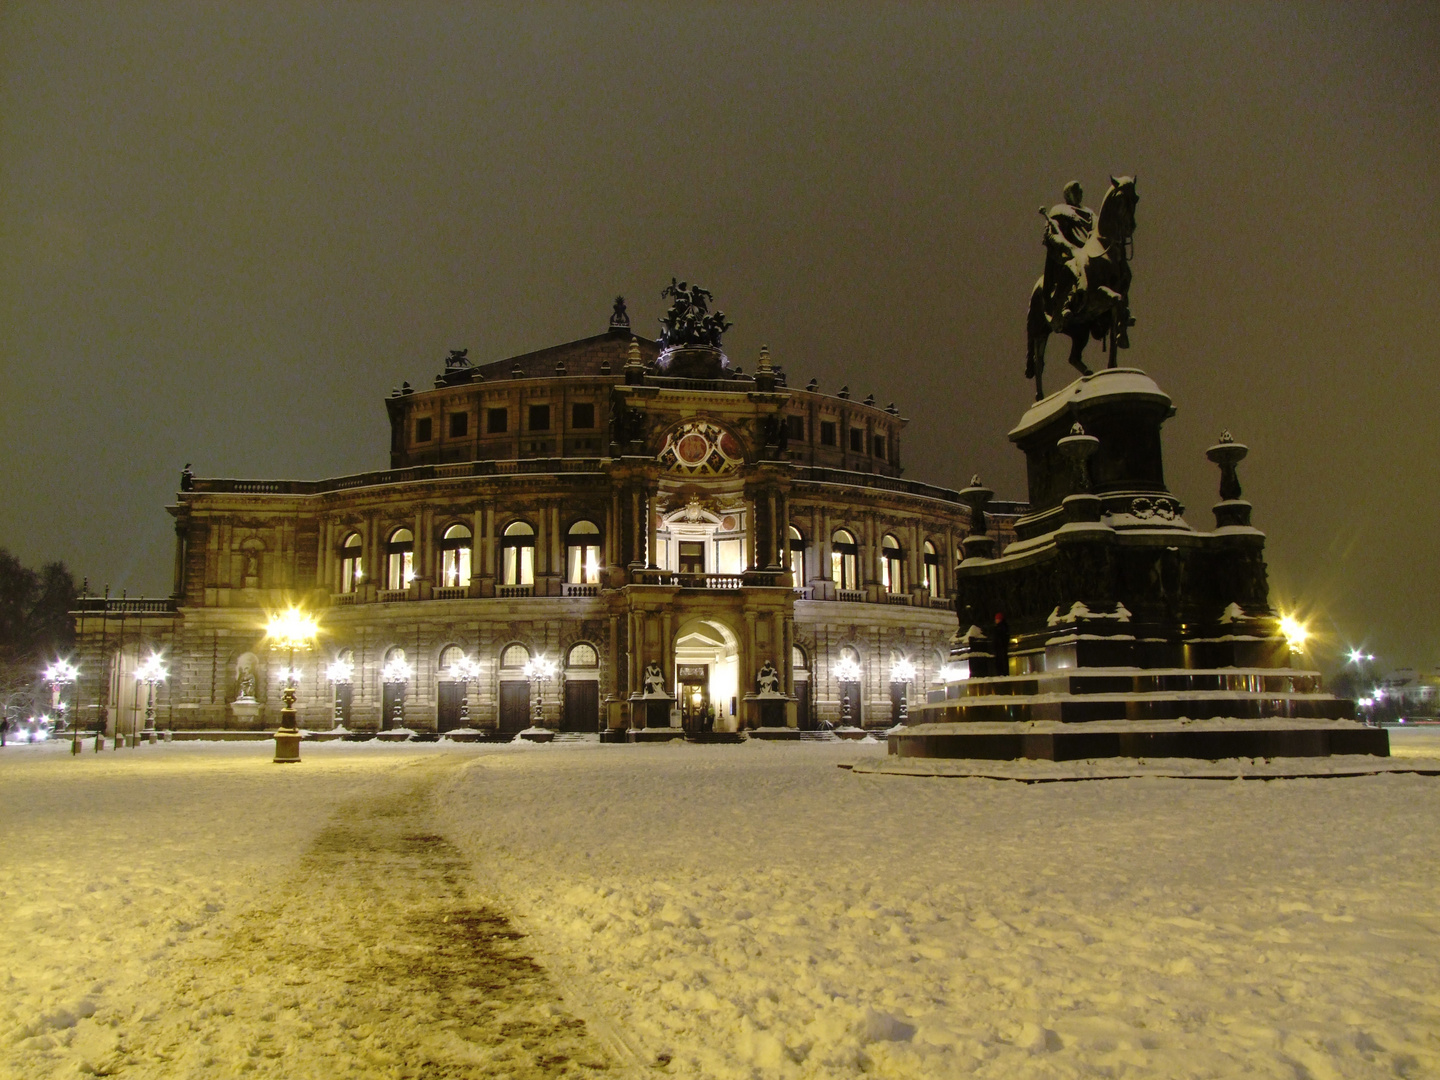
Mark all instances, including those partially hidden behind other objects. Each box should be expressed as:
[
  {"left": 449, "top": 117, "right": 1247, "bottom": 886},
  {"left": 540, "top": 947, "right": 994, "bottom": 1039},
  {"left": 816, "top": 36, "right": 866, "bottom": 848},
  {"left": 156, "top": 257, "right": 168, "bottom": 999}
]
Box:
[{"left": 3, "top": 736, "right": 1439, "bottom": 1079}]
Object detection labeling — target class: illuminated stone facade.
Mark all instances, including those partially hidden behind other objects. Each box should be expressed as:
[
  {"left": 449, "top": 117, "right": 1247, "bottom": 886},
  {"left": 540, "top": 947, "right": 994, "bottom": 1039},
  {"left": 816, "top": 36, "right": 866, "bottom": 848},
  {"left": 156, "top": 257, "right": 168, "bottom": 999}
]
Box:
[{"left": 71, "top": 320, "right": 1021, "bottom": 737}]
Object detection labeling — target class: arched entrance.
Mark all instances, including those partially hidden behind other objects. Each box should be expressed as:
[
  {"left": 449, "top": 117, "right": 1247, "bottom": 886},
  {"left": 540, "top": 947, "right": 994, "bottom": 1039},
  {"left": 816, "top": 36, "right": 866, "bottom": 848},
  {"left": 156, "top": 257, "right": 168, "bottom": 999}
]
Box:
[{"left": 672, "top": 617, "right": 741, "bottom": 733}]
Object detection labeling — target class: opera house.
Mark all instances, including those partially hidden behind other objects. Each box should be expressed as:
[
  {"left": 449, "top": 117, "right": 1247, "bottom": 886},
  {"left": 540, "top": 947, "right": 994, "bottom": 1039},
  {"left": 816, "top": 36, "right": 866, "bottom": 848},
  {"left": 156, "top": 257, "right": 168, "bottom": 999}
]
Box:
[{"left": 72, "top": 292, "right": 1018, "bottom": 739}]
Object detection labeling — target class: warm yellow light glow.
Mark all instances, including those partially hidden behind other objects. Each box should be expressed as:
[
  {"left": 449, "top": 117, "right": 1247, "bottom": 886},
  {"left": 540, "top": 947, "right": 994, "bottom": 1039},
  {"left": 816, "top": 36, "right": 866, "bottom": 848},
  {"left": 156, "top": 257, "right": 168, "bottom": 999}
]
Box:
[
  {"left": 266, "top": 608, "right": 319, "bottom": 651},
  {"left": 1278, "top": 614, "right": 1309, "bottom": 654}
]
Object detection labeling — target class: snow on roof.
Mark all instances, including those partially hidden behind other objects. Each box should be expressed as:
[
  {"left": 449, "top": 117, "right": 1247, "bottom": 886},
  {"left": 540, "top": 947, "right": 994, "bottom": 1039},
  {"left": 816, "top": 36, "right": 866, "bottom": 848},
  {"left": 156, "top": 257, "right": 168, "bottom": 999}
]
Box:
[{"left": 1008, "top": 367, "right": 1173, "bottom": 440}]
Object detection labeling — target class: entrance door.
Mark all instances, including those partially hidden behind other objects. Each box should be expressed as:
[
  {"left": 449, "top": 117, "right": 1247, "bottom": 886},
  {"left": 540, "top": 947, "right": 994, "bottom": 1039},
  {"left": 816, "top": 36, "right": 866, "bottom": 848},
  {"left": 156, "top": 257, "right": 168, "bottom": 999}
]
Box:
[
  {"left": 794, "top": 679, "right": 812, "bottom": 729},
  {"left": 677, "top": 663, "right": 710, "bottom": 731},
  {"left": 437, "top": 682, "right": 465, "bottom": 732},
  {"left": 561, "top": 680, "right": 599, "bottom": 732},
  {"left": 890, "top": 681, "right": 907, "bottom": 725},
  {"left": 381, "top": 683, "right": 406, "bottom": 729},
  {"left": 499, "top": 681, "right": 530, "bottom": 733}
]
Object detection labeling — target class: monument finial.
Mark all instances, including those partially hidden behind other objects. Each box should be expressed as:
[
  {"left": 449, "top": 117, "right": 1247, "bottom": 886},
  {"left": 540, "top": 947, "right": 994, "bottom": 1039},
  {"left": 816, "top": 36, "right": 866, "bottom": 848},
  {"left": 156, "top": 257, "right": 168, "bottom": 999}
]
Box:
[{"left": 610, "top": 295, "right": 630, "bottom": 330}]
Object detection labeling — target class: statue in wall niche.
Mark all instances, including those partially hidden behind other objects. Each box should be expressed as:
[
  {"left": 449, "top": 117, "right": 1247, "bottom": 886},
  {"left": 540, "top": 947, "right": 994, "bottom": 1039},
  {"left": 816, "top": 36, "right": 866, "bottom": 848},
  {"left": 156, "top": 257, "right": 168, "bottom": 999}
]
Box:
[
  {"left": 236, "top": 659, "right": 257, "bottom": 702},
  {"left": 243, "top": 550, "right": 259, "bottom": 580},
  {"left": 756, "top": 661, "right": 782, "bottom": 696},
  {"left": 642, "top": 662, "right": 667, "bottom": 697}
]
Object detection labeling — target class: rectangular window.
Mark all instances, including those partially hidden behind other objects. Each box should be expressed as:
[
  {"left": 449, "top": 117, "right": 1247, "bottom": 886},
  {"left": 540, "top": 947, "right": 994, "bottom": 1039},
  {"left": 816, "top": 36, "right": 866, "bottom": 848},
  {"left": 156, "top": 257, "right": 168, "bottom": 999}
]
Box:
[
  {"left": 414, "top": 417, "right": 433, "bottom": 443},
  {"left": 715, "top": 539, "right": 744, "bottom": 575},
  {"left": 503, "top": 545, "right": 535, "bottom": 585},
  {"left": 528, "top": 404, "right": 551, "bottom": 431},
  {"left": 678, "top": 541, "right": 705, "bottom": 575},
  {"left": 820, "top": 420, "right": 837, "bottom": 447},
  {"left": 487, "top": 408, "right": 508, "bottom": 434},
  {"left": 873, "top": 434, "right": 886, "bottom": 460},
  {"left": 571, "top": 402, "right": 595, "bottom": 429},
  {"left": 849, "top": 427, "right": 864, "bottom": 453},
  {"left": 786, "top": 414, "right": 804, "bottom": 441},
  {"left": 449, "top": 412, "right": 469, "bottom": 438}
]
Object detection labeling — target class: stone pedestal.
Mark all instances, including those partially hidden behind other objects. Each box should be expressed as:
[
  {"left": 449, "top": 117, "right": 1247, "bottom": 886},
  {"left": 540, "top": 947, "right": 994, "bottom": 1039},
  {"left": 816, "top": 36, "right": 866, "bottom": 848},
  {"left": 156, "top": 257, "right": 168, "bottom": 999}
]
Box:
[{"left": 230, "top": 698, "right": 263, "bottom": 729}]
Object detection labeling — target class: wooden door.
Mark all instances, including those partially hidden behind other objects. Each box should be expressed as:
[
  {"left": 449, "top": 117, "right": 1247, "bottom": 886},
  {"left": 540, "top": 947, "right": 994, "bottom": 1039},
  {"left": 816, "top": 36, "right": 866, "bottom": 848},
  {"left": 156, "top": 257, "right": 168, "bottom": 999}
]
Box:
[
  {"left": 381, "top": 683, "right": 405, "bottom": 729},
  {"left": 499, "top": 681, "right": 530, "bottom": 733},
  {"left": 561, "top": 680, "right": 599, "bottom": 732},
  {"left": 437, "top": 682, "right": 464, "bottom": 732}
]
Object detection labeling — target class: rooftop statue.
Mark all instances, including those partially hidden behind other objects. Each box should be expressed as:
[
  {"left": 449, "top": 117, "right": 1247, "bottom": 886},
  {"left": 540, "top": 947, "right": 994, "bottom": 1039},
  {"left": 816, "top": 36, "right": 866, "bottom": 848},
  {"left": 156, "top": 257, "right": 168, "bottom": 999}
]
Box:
[
  {"left": 1025, "top": 176, "right": 1138, "bottom": 399},
  {"left": 658, "top": 278, "right": 732, "bottom": 350}
]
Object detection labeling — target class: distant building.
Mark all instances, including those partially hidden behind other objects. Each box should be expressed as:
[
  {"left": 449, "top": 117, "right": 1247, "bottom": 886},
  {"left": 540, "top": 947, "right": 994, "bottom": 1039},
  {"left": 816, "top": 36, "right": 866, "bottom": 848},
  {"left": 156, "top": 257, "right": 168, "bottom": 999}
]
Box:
[{"left": 71, "top": 310, "right": 1020, "bottom": 738}]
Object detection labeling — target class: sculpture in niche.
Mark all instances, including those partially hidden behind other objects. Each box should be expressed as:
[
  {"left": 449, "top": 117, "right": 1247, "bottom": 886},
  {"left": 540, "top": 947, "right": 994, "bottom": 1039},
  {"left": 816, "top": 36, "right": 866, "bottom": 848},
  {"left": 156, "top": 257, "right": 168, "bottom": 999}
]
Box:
[
  {"left": 756, "top": 661, "right": 782, "bottom": 696},
  {"left": 642, "top": 661, "right": 667, "bottom": 697},
  {"left": 235, "top": 655, "right": 258, "bottom": 702},
  {"left": 1025, "top": 176, "right": 1139, "bottom": 399}
]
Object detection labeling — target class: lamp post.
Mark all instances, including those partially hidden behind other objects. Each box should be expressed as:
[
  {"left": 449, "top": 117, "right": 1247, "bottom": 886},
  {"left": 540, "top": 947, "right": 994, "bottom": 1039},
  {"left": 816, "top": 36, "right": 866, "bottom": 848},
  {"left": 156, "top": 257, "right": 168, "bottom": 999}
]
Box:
[
  {"left": 890, "top": 656, "right": 916, "bottom": 725},
  {"left": 134, "top": 654, "right": 167, "bottom": 744},
  {"left": 45, "top": 660, "right": 80, "bottom": 756},
  {"left": 326, "top": 657, "right": 353, "bottom": 729},
  {"left": 381, "top": 655, "right": 413, "bottom": 730},
  {"left": 522, "top": 655, "right": 557, "bottom": 728},
  {"left": 446, "top": 656, "right": 481, "bottom": 729},
  {"left": 266, "top": 608, "right": 318, "bottom": 763},
  {"left": 834, "top": 654, "right": 863, "bottom": 729}
]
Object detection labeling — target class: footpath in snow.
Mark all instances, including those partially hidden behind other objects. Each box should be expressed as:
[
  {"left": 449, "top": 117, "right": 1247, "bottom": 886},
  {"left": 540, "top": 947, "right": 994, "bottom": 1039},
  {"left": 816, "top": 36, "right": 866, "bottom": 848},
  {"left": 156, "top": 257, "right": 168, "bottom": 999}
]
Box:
[{"left": 3, "top": 735, "right": 1439, "bottom": 1079}]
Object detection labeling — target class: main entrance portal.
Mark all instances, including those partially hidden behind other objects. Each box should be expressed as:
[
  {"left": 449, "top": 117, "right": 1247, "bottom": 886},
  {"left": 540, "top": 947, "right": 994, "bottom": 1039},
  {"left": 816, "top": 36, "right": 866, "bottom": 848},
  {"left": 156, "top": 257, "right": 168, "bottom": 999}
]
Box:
[{"left": 672, "top": 618, "right": 740, "bottom": 733}]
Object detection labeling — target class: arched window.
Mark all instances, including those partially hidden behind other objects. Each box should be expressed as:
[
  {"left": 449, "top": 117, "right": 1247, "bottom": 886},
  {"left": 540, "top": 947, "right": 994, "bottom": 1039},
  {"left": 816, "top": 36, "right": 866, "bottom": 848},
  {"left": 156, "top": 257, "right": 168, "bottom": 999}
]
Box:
[
  {"left": 831, "top": 529, "right": 858, "bottom": 590},
  {"left": 792, "top": 644, "right": 808, "bottom": 671},
  {"left": 501, "top": 522, "right": 535, "bottom": 586},
  {"left": 438, "top": 644, "right": 464, "bottom": 673},
  {"left": 565, "top": 520, "right": 601, "bottom": 584},
  {"left": 923, "top": 539, "right": 940, "bottom": 596},
  {"left": 501, "top": 643, "right": 530, "bottom": 669},
  {"left": 881, "top": 534, "right": 903, "bottom": 594},
  {"left": 386, "top": 529, "right": 414, "bottom": 589},
  {"left": 439, "top": 524, "right": 472, "bottom": 587},
  {"left": 339, "top": 532, "right": 363, "bottom": 593},
  {"left": 788, "top": 525, "right": 806, "bottom": 580},
  {"left": 567, "top": 642, "right": 598, "bottom": 668}
]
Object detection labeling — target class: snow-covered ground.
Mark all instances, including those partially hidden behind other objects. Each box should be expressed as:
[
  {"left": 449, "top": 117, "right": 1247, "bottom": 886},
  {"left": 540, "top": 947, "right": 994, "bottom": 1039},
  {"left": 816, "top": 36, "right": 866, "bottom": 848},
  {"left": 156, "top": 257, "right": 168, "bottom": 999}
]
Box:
[{"left": 3, "top": 735, "right": 1438, "bottom": 1078}]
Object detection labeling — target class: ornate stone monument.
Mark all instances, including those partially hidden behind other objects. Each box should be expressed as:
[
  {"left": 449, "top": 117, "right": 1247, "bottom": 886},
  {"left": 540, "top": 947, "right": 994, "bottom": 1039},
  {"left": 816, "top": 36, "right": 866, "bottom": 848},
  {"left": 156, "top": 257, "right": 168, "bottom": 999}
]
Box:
[{"left": 889, "top": 181, "right": 1386, "bottom": 762}]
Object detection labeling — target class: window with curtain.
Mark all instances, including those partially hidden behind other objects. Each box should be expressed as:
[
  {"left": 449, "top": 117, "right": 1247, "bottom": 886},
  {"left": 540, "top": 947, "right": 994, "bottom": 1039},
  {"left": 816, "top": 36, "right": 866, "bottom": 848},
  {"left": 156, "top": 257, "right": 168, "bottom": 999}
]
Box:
[
  {"left": 439, "top": 524, "right": 472, "bottom": 586},
  {"left": 501, "top": 521, "right": 535, "bottom": 585}
]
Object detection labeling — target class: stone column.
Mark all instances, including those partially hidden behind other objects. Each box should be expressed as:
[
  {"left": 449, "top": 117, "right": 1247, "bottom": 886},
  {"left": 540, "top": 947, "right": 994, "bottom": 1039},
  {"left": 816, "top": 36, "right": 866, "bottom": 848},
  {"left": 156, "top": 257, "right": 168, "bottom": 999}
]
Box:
[{"left": 646, "top": 484, "right": 659, "bottom": 568}]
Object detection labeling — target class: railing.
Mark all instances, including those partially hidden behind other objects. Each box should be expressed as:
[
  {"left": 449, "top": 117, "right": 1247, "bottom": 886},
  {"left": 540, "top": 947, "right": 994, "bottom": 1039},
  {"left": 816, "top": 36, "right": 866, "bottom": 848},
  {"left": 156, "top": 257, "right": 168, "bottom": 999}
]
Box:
[
  {"left": 885, "top": 593, "right": 912, "bottom": 605},
  {"left": 497, "top": 585, "right": 534, "bottom": 598},
  {"left": 72, "top": 597, "right": 178, "bottom": 615},
  {"left": 186, "top": 457, "right": 609, "bottom": 496},
  {"left": 378, "top": 589, "right": 409, "bottom": 603},
  {"left": 793, "top": 586, "right": 814, "bottom": 600},
  {"left": 333, "top": 593, "right": 357, "bottom": 605},
  {"left": 562, "top": 583, "right": 600, "bottom": 598},
  {"left": 433, "top": 586, "right": 468, "bottom": 600},
  {"left": 836, "top": 589, "right": 866, "bottom": 603}
]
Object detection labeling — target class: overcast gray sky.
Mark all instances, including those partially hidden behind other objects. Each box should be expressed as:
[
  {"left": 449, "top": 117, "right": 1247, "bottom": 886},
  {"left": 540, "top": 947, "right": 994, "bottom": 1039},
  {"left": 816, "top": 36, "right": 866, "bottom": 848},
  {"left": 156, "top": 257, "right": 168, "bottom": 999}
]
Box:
[{"left": 2, "top": 2, "right": 1436, "bottom": 672}]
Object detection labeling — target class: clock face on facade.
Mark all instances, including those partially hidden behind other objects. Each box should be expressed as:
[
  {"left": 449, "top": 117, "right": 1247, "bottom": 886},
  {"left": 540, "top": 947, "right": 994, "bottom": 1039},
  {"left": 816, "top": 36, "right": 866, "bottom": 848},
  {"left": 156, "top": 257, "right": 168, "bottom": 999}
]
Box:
[{"left": 658, "top": 420, "right": 745, "bottom": 475}]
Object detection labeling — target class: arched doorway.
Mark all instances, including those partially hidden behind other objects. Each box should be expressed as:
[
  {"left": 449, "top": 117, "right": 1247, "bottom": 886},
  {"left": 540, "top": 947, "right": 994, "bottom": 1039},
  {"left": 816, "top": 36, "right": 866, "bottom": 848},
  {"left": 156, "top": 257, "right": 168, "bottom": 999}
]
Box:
[
  {"left": 497, "top": 643, "right": 531, "bottom": 732},
  {"left": 561, "top": 642, "right": 600, "bottom": 731},
  {"left": 672, "top": 617, "right": 741, "bottom": 732}
]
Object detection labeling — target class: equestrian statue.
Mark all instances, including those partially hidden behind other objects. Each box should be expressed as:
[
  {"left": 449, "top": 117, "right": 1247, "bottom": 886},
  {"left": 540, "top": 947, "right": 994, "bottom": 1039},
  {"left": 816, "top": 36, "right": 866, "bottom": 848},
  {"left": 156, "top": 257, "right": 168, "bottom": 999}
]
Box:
[{"left": 1025, "top": 176, "right": 1138, "bottom": 400}]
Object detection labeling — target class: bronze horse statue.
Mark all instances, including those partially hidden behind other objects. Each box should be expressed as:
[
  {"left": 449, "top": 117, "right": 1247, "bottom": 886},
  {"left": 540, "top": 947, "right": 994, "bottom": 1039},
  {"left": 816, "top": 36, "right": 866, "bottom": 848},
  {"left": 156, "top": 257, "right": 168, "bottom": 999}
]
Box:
[{"left": 1025, "top": 177, "right": 1138, "bottom": 400}]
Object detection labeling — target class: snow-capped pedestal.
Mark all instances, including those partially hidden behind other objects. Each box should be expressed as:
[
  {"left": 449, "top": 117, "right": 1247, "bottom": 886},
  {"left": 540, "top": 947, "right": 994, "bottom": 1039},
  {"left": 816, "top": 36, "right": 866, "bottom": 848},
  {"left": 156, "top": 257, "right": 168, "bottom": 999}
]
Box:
[{"left": 892, "top": 368, "right": 1386, "bottom": 763}]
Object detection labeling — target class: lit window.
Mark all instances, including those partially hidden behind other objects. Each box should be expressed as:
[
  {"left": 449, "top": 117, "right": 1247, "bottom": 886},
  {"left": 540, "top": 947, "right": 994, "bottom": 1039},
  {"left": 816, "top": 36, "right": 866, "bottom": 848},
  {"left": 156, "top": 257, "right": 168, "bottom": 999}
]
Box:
[
  {"left": 831, "top": 529, "right": 858, "bottom": 589},
  {"left": 386, "top": 528, "right": 415, "bottom": 588},
  {"left": 501, "top": 521, "right": 535, "bottom": 585},
  {"left": 565, "top": 520, "right": 601, "bottom": 584},
  {"left": 788, "top": 525, "right": 806, "bottom": 582},
  {"left": 923, "top": 540, "right": 940, "bottom": 596},
  {"left": 339, "top": 532, "right": 363, "bottom": 593},
  {"left": 439, "top": 524, "right": 472, "bottom": 586},
  {"left": 567, "top": 643, "right": 598, "bottom": 667},
  {"left": 501, "top": 643, "right": 530, "bottom": 668},
  {"left": 882, "top": 534, "right": 903, "bottom": 593}
]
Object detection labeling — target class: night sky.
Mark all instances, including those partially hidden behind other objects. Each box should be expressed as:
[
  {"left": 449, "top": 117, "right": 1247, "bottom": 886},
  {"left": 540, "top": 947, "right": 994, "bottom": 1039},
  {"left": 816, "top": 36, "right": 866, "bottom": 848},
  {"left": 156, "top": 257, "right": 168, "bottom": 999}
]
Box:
[{"left": 2, "top": 4, "right": 1435, "bottom": 671}]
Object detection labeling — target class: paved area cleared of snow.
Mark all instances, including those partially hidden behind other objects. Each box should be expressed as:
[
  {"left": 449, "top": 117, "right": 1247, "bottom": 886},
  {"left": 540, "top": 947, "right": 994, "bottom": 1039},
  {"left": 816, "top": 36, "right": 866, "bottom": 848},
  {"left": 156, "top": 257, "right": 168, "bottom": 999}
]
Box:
[{"left": 3, "top": 734, "right": 1439, "bottom": 1078}]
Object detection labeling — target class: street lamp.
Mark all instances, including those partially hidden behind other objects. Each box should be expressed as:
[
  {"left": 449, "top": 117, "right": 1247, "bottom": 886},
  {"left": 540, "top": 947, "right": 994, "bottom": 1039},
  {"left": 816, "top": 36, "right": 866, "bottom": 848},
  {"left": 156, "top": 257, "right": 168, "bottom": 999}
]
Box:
[
  {"left": 326, "top": 656, "right": 353, "bottom": 729},
  {"left": 521, "top": 655, "right": 557, "bottom": 729},
  {"left": 834, "top": 654, "right": 863, "bottom": 728},
  {"left": 134, "top": 654, "right": 167, "bottom": 744},
  {"left": 890, "top": 656, "right": 916, "bottom": 724},
  {"left": 45, "top": 660, "right": 80, "bottom": 756},
  {"left": 446, "top": 655, "right": 481, "bottom": 728},
  {"left": 266, "top": 608, "right": 318, "bottom": 763},
  {"left": 381, "top": 654, "right": 414, "bottom": 729}
]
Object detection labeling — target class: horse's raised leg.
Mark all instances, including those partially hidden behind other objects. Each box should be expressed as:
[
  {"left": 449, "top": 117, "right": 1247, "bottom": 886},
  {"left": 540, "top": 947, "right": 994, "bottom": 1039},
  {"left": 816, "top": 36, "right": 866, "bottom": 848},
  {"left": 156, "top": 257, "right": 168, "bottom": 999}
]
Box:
[{"left": 1027, "top": 329, "right": 1048, "bottom": 400}]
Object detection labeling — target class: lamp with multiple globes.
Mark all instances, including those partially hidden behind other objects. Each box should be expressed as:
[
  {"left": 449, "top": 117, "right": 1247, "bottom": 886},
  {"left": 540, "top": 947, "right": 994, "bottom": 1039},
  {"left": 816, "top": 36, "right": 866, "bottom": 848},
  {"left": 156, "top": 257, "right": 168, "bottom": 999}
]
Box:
[
  {"left": 326, "top": 657, "right": 353, "bottom": 728},
  {"left": 265, "top": 608, "right": 318, "bottom": 763},
  {"left": 381, "top": 655, "right": 414, "bottom": 728},
  {"left": 45, "top": 659, "right": 80, "bottom": 755},
  {"left": 446, "top": 656, "right": 482, "bottom": 727},
  {"left": 889, "top": 656, "right": 916, "bottom": 724},
  {"left": 134, "top": 654, "right": 167, "bottom": 743},
  {"left": 521, "top": 655, "right": 557, "bottom": 728},
  {"left": 834, "top": 654, "right": 863, "bottom": 727}
]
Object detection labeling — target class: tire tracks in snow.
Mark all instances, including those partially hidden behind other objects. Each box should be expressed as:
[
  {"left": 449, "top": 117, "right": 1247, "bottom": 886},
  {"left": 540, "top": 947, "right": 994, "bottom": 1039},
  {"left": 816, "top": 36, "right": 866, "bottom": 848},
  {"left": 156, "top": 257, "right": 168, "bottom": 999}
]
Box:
[{"left": 105, "top": 756, "right": 620, "bottom": 1079}]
